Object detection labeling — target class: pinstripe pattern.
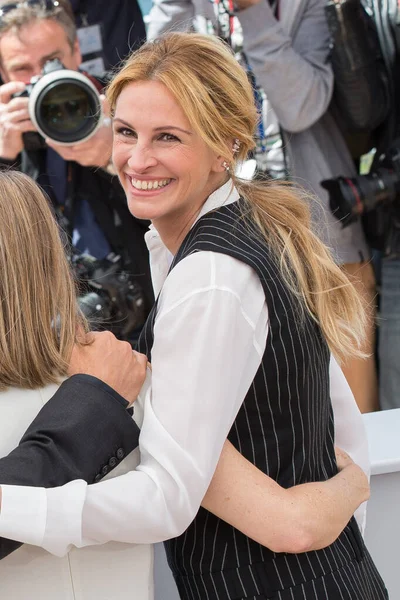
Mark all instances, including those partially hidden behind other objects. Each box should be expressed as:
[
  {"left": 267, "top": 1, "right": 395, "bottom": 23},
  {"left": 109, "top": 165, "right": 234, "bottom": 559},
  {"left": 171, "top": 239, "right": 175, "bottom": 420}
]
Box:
[{"left": 137, "top": 201, "right": 388, "bottom": 600}]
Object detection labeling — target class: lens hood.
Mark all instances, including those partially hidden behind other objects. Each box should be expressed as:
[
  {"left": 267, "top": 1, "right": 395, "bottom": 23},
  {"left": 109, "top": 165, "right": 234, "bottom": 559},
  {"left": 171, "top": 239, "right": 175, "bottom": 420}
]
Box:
[{"left": 28, "top": 69, "right": 103, "bottom": 145}]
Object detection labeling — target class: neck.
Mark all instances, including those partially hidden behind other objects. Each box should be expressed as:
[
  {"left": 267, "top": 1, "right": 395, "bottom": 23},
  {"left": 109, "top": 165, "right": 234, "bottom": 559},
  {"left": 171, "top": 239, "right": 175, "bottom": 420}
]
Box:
[
  {"left": 154, "top": 175, "right": 230, "bottom": 255},
  {"left": 153, "top": 205, "right": 202, "bottom": 255}
]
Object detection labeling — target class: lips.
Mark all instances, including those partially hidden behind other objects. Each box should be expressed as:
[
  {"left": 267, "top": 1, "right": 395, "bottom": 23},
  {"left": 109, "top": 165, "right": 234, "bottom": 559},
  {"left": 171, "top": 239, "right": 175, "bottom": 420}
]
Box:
[{"left": 130, "top": 178, "right": 172, "bottom": 190}]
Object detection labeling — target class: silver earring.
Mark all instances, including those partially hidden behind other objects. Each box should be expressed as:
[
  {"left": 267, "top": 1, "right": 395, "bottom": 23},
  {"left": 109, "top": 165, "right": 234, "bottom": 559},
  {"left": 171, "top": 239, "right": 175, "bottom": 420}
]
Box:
[
  {"left": 222, "top": 161, "right": 230, "bottom": 171},
  {"left": 232, "top": 138, "right": 241, "bottom": 154}
]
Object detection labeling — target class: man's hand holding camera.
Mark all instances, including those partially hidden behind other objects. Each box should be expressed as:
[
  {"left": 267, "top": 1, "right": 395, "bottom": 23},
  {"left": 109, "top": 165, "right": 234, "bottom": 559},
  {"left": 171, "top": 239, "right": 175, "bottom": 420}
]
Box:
[
  {"left": 0, "top": 81, "right": 36, "bottom": 160},
  {"left": 0, "top": 69, "right": 113, "bottom": 168}
]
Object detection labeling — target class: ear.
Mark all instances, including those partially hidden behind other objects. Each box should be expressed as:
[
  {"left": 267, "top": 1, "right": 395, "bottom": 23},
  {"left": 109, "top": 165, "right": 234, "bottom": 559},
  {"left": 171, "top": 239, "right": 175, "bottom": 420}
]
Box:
[{"left": 211, "top": 154, "right": 229, "bottom": 174}]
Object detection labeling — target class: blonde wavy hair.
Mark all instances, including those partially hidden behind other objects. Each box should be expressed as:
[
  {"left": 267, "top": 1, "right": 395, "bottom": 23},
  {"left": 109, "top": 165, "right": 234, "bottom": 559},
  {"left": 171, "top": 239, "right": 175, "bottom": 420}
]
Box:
[
  {"left": 107, "top": 32, "right": 367, "bottom": 360},
  {"left": 0, "top": 171, "right": 87, "bottom": 390}
]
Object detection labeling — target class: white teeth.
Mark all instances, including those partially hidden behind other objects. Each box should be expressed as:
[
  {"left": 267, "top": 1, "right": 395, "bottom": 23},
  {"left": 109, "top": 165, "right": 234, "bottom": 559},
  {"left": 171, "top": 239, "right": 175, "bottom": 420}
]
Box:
[{"left": 130, "top": 178, "right": 171, "bottom": 190}]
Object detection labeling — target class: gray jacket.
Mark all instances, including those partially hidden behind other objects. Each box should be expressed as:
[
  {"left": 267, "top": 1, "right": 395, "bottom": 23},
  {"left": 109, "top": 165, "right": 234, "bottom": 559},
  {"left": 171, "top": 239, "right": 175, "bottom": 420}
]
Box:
[{"left": 147, "top": 0, "right": 368, "bottom": 263}]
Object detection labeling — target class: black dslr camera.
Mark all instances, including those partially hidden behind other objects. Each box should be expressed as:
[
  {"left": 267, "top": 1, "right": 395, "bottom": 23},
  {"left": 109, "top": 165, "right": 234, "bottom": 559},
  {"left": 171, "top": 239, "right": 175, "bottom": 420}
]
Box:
[
  {"left": 321, "top": 141, "right": 400, "bottom": 227},
  {"left": 13, "top": 58, "right": 103, "bottom": 150},
  {"left": 72, "top": 252, "right": 147, "bottom": 342},
  {"left": 321, "top": 141, "right": 400, "bottom": 255},
  {"left": 320, "top": 0, "right": 400, "bottom": 255}
]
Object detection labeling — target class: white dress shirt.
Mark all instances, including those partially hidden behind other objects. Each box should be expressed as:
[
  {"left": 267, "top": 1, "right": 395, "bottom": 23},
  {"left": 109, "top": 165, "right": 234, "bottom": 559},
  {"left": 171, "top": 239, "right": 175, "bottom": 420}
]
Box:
[{"left": 0, "top": 180, "right": 369, "bottom": 555}]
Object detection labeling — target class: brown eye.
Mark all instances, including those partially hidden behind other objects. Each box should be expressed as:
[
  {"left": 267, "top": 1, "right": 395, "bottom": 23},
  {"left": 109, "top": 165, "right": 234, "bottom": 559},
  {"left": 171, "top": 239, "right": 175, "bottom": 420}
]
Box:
[
  {"left": 116, "top": 127, "right": 135, "bottom": 138},
  {"left": 158, "top": 133, "right": 179, "bottom": 142}
]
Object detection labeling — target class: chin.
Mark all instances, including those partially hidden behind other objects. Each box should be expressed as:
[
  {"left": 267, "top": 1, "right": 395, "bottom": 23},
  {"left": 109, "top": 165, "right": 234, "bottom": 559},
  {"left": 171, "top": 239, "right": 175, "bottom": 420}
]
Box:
[{"left": 126, "top": 199, "right": 156, "bottom": 221}]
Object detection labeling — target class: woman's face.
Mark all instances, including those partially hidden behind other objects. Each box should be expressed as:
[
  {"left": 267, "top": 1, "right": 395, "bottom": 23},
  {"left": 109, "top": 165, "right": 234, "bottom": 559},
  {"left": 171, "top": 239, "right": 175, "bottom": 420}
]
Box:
[{"left": 112, "top": 80, "right": 226, "bottom": 239}]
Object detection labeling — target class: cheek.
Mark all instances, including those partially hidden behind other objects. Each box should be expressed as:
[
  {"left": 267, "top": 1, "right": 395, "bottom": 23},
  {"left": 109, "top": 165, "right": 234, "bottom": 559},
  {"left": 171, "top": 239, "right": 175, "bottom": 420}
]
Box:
[{"left": 112, "top": 144, "right": 129, "bottom": 168}]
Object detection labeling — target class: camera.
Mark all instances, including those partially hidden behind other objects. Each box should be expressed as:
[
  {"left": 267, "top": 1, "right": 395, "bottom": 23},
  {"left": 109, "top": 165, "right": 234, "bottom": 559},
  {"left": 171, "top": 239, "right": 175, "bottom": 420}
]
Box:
[
  {"left": 321, "top": 140, "right": 400, "bottom": 228},
  {"left": 72, "top": 251, "right": 147, "bottom": 342},
  {"left": 13, "top": 58, "right": 103, "bottom": 148}
]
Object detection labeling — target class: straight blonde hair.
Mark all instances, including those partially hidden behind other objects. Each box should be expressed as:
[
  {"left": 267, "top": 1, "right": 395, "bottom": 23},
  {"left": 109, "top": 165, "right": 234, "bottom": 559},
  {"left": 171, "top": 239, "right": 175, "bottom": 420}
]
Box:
[
  {"left": 0, "top": 171, "right": 86, "bottom": 390},
  {"left": 107, "top": 32, "right": 367, "bottom": 361}
]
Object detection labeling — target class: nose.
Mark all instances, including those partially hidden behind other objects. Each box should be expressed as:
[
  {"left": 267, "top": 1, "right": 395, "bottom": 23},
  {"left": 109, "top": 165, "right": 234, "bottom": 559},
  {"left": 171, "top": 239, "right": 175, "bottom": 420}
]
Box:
[{"left": 127, "top": 141, "right": 158, "bottom": 173}]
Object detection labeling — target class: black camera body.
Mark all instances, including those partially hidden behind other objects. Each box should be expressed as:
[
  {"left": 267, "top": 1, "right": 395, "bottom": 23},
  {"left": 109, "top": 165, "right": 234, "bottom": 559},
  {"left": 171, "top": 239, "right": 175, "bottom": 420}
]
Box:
[
  {"left": 322, "top": 141, "right": 400, "bottom": 226},
  {"left": 13, "top": 58, "right": 103, "bottom": 150},
  {"left": 72, "top": 252, "right": 147, "bottom": 343},
  {"left": 321, "top": 141, "right": 400, "bottom": 255},
  {"left": 319, "top": 0, "right": 400, "bottom": 256}
]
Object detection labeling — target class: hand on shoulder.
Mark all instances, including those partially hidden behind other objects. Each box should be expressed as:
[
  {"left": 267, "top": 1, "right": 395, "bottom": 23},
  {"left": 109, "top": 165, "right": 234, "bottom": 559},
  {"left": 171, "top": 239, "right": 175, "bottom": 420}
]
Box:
[{"left": 68, "top": 331, "right": 148, "bottom": 405}]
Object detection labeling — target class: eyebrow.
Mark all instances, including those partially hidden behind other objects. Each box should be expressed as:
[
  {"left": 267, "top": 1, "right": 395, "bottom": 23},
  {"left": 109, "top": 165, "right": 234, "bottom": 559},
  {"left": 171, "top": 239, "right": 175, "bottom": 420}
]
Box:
[
  {"left": 40, "top": 52, "right": 62, "bottom": 65},
  {"left": 9, "top": 51, "right": 61, "bottom": 71},
  {"left": 9, "top": 61, "right": 30, "bottom": 71},
  {"left": 113, "top": 118, "right": 192, "bottom": 135}
]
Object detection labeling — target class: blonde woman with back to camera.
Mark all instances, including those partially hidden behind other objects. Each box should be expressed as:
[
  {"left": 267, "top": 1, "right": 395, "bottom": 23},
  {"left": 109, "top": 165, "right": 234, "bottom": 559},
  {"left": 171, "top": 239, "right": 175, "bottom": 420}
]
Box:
[
  {"left": 0, "top": 34, "right": 387, "bottom": 599},
  {"left": 0, "top": 171, "right": 153, "bottom": 599}
]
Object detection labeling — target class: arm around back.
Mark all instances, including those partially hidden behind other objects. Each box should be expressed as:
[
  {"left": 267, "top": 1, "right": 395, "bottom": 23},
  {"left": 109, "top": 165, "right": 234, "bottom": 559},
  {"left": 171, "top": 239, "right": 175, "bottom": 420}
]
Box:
[{"left": 202, "top": 440, "right": 369, "bottom": 553}]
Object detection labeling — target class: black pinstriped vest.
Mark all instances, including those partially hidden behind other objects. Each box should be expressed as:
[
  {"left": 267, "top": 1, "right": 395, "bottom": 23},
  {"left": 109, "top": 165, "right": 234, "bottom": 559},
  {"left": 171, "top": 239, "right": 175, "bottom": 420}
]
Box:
[{"left": 137, "top": 201, "right": 386, "bottom": 600}]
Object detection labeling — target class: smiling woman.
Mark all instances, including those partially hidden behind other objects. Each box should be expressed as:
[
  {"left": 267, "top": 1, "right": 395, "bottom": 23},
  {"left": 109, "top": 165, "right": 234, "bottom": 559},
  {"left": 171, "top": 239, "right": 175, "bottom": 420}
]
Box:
[
  {"left": 106, "top": 32, "right": 387, "bottom": 599},
  {"left": 112, "top": 79, "right": 226, "bottom": 252}
]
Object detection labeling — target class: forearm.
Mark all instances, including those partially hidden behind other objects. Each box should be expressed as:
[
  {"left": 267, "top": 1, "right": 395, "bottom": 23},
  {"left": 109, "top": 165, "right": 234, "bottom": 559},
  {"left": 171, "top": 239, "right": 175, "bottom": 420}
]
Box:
[
  {"left": 202, "top": 441, "right": 368, "bottom": 553},
  {"left": 285, "top": 465, "right": 368, "bottom": 550}
]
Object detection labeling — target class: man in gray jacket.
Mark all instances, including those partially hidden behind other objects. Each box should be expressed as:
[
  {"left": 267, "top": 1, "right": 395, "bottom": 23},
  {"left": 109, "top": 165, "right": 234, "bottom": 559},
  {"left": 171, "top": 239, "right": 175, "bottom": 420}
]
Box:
[{"left": 147, "top": 0, "right": 379, "bottom": 412}]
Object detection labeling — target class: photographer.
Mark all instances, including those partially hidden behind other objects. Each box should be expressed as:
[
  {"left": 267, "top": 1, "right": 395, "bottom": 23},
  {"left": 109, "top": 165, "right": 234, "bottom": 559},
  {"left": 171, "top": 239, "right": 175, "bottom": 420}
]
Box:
[
  {"left": 148, "top": 0, "right": 379, "bottom": 413},
  {"left": 0, "top": 0, "right": 153, "bottom": 322}
]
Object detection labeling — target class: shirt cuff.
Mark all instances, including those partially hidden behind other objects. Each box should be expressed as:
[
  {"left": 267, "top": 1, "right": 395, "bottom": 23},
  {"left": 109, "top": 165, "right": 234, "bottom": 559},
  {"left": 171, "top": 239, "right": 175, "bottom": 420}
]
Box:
[{"left": 0, "top": 485, "right": 46, "bottom": 546}]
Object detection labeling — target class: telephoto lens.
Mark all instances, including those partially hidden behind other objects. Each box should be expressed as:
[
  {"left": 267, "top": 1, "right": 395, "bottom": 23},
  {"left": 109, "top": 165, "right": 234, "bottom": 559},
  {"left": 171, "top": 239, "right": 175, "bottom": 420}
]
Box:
[{"left": 27, "top": 59, "right": 103, "bottom": 145}]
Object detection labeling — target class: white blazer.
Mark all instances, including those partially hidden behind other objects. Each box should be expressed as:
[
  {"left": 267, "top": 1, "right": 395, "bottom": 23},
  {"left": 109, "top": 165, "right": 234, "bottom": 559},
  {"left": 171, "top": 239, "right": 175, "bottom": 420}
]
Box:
[{"left": 0, "top": 383, "right": 153, "bottom": 600}]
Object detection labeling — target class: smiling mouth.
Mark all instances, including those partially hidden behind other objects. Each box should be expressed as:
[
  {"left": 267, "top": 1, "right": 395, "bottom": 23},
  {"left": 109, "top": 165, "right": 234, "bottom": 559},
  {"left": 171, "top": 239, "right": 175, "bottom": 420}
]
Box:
[{"left": 130, "top": 178, "right": 172, "bottom": 190}]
